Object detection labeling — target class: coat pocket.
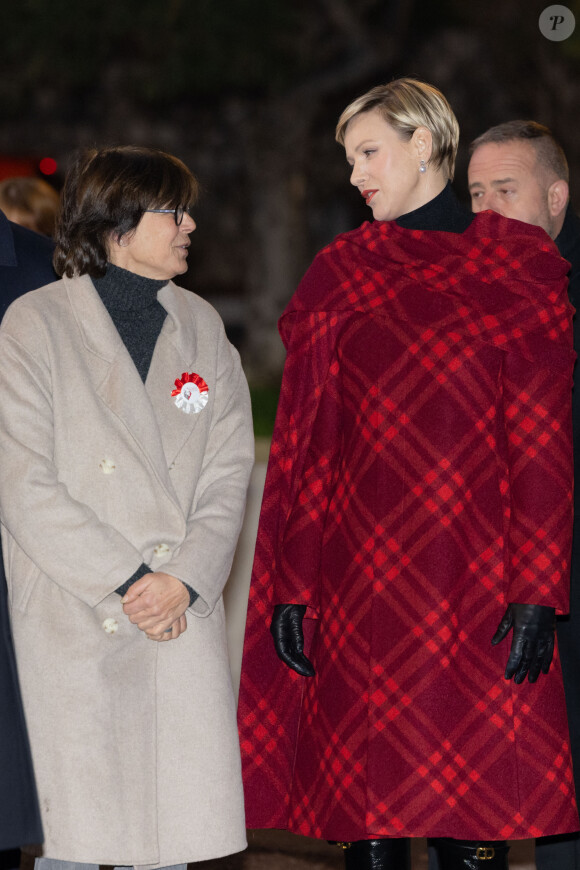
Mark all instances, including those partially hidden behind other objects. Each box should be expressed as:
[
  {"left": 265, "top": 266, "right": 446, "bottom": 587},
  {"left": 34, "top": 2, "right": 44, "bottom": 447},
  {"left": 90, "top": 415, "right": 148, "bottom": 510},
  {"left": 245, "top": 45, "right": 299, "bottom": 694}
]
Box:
[{"left": 2, "top": 534, "right": 42, "bottom": 614}]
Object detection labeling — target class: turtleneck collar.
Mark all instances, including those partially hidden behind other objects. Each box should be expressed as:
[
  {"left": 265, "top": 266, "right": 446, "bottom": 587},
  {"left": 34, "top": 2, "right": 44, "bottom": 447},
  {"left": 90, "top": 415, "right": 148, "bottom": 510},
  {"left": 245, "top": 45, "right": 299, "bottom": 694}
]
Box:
[
  {"left": 395, "top": 182, "right": 473, "bottom": 234},
  {"left": 92, "top": 263, "right": 168, "bottom": 312}
]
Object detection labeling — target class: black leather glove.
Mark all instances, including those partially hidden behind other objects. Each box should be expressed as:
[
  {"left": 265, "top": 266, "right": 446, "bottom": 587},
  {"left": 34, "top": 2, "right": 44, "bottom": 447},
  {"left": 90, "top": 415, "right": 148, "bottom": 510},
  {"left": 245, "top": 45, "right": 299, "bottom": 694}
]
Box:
[
  {"left": 491, "top": 602, "right": 556, "bottom": 684},
  {"left": 270, "top": 604, "right": 315, "bottom": 677}
]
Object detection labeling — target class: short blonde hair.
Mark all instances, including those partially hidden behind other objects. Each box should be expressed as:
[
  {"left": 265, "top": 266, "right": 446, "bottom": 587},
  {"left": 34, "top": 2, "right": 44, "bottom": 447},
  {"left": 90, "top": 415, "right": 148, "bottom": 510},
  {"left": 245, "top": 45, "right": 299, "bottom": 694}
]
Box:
[{"left": 336, "top": 78, "right": 460, "bottom": 181}]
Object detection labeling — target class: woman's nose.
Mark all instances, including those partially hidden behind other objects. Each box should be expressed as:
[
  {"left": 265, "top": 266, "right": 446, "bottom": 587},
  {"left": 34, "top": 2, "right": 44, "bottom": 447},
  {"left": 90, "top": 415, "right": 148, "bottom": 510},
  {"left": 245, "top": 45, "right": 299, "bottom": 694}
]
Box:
[
  {"left": 182, "top": 213, "right": 197, "bottom": 232},
  {"left": 350, "top": 163, "right": 364, "bottom": 187}
]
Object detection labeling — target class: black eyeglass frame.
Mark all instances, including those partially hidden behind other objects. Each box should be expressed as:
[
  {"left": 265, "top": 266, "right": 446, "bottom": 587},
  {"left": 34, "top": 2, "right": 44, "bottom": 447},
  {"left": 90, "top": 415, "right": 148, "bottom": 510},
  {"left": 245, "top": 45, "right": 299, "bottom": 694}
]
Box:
[{"left": 144, "top": 205, "right": 192, "bottom": 225}]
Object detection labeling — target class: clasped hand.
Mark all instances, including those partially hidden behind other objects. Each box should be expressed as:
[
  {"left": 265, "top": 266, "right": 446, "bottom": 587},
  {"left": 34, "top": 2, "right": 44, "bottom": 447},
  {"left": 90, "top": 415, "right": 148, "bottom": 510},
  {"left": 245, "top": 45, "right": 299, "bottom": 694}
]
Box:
[
  {"left": 122, "top": 571, "right": 190, "bottom": 642},
  {"left": 492, "top": 602, "right": 556, "bottom": 683}
]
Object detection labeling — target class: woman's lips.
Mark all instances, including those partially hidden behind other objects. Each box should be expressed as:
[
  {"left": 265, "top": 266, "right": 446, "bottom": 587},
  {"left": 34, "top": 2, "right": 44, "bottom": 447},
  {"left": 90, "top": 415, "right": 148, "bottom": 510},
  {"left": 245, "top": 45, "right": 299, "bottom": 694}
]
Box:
[{"left": 362, "top": 189, "right": 378, "bottom": 204}]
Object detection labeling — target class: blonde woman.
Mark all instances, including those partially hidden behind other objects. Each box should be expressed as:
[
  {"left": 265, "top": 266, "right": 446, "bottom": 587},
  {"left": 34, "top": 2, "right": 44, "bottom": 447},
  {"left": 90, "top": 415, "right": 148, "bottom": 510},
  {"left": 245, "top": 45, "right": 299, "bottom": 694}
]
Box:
[{"left": 239, "top": 79, "right": 577, "bottom": 869}]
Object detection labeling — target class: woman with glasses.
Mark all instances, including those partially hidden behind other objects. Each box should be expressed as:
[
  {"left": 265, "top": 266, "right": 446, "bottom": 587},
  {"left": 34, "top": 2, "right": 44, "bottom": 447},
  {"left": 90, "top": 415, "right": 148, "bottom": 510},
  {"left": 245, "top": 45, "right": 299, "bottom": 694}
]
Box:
[{"left": 0, "top": 145, "right": 253, "bottom": 869}]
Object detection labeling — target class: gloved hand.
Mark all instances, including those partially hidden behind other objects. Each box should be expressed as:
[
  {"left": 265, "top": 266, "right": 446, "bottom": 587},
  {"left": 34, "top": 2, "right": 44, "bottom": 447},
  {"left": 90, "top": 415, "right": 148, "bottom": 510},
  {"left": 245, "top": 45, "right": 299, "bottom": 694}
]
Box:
[
  {"left": 491, "top": 602, "right": 556, "bottom": 683},
  {"left": 270, "top": 604, "right": 315, "bottom": 677}
]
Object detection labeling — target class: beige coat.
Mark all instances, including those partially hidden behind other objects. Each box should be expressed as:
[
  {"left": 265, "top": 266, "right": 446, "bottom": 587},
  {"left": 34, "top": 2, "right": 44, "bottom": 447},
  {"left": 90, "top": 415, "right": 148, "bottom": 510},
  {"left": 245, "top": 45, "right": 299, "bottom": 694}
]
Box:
[{"left": 0, "top": 275, "right": 254, "bottom": 866}]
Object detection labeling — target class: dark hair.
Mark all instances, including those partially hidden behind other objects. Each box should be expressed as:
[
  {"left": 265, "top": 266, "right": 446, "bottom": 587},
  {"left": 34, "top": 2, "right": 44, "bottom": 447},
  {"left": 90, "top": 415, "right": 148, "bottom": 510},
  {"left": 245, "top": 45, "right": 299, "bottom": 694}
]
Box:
[
  {"left": 0, "top": 177, "right": 60, "bottom": 237},
  {"left": 54, "top": 145, "right": 199, "bottom": 278},
  {"left": 470, "top": 120, "right": 569, "bottom": 183}
]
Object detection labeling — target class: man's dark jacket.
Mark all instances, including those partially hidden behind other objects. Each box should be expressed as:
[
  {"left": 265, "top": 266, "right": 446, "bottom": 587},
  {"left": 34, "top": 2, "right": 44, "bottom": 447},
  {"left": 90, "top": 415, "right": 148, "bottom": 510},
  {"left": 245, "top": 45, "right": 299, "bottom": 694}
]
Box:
[
  {"left": 0, "top": 210, "right": 56, "bottom": 849},
  {"left": 555, "top": 205, "right": 580, "bottom": 801}
]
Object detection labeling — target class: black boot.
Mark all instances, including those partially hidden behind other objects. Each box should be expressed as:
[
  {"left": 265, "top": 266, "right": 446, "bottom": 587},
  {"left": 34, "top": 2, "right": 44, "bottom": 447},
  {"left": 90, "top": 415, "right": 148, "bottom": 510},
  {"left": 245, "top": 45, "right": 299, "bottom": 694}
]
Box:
[
  {"left": 432, "top": 838, "right": 509, "bottom": 870},
  {"left": 336, "top": 838, "right": 411, "bottom": 869}
]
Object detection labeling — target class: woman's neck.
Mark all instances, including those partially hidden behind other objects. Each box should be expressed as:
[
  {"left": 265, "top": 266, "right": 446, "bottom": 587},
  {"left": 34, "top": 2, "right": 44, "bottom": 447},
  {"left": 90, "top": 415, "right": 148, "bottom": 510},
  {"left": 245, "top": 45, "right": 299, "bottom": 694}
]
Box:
[
  {"left": 406, "top": 172, "right": 448, "bottom": 215},
  {"left": 93, "top": 263, "right": 167, "bottom": 312},
  {"left": 396, "top": 182, "right": 473, "bottom": 233}
]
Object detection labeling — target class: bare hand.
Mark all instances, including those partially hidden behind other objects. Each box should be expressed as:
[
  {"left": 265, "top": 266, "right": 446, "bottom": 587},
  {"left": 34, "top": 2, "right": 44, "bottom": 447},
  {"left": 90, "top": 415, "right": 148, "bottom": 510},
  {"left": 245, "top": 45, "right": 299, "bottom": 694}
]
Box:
[
  {"left": 146, "top": 613, "right": 188, "bottom": 642},
  {"left": 122, "top": 572, "right": 190, "bottom": 635}
]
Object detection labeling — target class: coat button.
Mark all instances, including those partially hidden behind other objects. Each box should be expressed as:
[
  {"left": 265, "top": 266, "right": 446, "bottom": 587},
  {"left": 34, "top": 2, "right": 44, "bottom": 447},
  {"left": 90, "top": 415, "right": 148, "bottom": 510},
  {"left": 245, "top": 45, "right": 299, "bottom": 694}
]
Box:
[
  {"left": 99, "top": 459, "right": 116, "bottom": 474},
  {"left": 102, "top": 618, "right": 118, "bottom": 634},
  {"left": 154, "top": 543, "right": 170, "bottom": 557}
]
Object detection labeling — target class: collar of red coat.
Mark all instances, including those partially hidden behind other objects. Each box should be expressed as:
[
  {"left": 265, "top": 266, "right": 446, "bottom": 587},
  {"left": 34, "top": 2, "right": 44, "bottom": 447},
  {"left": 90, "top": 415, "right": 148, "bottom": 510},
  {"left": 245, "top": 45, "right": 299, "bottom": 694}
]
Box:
[{"left": 280, "top": 211, "right": 574, "bottom": 373}]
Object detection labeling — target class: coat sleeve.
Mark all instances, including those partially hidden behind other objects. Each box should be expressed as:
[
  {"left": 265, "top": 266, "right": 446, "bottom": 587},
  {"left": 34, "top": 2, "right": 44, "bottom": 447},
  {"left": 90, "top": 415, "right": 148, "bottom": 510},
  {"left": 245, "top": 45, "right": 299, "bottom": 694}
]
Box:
[
  {"left": 271, "top": 350, "right": 344, "bottom": 612},
  {"left": 159, "top": 327, "right": 254, "bottom": 617},
  {"left": 0, "top": 317, "right": 146, "bottom": 606},
  {"left": 502, "top": 347, "right": 574, "bottom": 613},
  {"left": 248, "top": 308, "right": 351, "bottom": 620}
]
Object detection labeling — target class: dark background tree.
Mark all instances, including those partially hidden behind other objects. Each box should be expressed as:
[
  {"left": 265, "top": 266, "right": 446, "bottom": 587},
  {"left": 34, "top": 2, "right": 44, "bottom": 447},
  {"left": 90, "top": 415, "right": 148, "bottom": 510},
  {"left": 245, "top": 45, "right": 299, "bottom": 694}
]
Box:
[{"left": 0, "top": 0, "right": 578, "bottom": 386}]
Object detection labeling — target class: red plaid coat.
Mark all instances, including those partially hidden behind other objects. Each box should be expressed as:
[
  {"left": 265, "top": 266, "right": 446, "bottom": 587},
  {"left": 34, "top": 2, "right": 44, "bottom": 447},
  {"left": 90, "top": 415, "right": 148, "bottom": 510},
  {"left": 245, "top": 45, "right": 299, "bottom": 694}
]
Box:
[{"left": 238, "top": 211, "right": 579, "bottom": 841}]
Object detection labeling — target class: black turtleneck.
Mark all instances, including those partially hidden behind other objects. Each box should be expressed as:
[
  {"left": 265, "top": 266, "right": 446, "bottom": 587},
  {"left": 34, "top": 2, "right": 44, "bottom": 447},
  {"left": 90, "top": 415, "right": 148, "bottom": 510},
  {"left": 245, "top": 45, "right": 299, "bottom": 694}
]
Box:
[
  {"left": 93, "top": 263, "right": 168, "bottom": 383},
  {"left": 396, "top": 182, "right": 473, "bottom": 234},
  {"left": 93, "top": 263, "right": 198, "bottom": 608}
]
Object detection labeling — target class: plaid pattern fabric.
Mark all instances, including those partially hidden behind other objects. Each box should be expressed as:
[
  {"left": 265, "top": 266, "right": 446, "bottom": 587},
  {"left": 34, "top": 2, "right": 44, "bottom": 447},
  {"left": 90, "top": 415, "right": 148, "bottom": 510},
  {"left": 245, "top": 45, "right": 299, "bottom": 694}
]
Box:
[{"left": 238, "top": 212, "right": 578, "bottom": 840}]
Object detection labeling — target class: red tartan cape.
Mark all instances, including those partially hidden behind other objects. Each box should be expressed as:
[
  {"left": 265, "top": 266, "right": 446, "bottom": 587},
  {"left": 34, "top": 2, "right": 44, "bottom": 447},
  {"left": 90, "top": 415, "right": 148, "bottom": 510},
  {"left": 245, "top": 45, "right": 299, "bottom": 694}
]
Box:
[{"left": 238, "top": 211, "right": 579, "bottom": 841}]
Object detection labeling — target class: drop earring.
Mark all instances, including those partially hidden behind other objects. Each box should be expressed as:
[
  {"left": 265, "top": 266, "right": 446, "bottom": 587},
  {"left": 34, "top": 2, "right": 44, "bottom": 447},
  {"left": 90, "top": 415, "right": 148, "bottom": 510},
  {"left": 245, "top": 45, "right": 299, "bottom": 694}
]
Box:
[{"left": 419, "top": 159, "right": 427, "bottom": 174}]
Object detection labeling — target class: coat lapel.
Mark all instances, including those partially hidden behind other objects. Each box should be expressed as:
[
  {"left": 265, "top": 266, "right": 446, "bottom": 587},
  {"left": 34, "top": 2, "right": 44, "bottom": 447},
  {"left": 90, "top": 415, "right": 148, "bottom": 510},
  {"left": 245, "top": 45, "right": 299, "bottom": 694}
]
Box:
[
  {"left": 146, "top": 282, "right": 204, "bottom": 468},
  {"left": 65, "top": 275, "right": 176, "bottom": 495}
]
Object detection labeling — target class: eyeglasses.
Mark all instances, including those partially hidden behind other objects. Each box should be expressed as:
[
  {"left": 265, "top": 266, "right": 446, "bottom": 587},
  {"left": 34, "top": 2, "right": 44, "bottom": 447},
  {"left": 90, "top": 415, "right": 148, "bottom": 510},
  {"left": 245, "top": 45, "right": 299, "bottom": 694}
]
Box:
[{"left": 145, "top": 205, "right": 193, "bottom": 226}]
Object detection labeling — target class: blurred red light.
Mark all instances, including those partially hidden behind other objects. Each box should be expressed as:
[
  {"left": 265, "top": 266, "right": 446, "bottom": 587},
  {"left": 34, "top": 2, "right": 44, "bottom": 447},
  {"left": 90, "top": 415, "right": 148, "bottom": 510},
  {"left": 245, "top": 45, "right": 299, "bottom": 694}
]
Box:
[{"left": 39, "top": 157, "right": 57, "bottom": 176}]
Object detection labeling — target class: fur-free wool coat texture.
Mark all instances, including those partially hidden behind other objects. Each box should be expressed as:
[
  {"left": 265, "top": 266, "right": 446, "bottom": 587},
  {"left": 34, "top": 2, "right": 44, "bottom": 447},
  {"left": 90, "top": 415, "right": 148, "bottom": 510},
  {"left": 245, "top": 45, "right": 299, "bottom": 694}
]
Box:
[{"left": 0, "top": 274, "right": 254, "bottom": 866}]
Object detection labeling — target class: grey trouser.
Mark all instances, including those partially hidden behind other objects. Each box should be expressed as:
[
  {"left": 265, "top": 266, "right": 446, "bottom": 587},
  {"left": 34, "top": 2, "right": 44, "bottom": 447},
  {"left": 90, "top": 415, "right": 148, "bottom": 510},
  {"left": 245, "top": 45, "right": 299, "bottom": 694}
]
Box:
[{"left": 35, "top": 859, "right": 187, "bottom": 870}]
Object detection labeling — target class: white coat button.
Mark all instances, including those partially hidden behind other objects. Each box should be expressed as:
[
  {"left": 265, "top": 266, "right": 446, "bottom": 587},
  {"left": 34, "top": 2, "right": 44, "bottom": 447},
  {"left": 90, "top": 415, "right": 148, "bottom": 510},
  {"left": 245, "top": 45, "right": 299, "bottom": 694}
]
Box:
[
  {"left": 99, "top": 459, "right": 116, "bottom": 475},
  {"left": 102, "top": 618, "right": 118, "bottom": 634},
  {"left": 154, "top": 543, "right": 170, "bottom": 557}
]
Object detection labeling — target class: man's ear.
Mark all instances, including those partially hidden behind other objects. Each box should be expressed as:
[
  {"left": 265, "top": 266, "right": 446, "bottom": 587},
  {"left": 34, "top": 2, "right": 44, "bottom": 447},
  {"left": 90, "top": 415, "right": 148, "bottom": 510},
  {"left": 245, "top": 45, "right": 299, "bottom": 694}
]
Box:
[
  {"left": 548, "top": 179, "right": 569, "bottom": 219},
  {"left": 411, "top": 126, "right": 434, "bottom": 163}
]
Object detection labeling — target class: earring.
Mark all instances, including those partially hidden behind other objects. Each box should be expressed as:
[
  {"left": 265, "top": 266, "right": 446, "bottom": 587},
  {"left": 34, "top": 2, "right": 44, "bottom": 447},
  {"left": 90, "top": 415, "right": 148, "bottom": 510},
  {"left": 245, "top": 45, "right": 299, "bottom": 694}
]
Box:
[{"left": 419, "top": 160, "right": 427, "bottom": 174}]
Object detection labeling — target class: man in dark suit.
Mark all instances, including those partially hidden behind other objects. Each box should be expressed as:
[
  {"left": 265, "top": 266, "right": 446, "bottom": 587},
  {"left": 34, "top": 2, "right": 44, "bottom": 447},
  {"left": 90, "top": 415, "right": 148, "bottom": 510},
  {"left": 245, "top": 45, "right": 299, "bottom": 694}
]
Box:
[{"left": 0, "top": 209, "right": 56, "bottom": 857}]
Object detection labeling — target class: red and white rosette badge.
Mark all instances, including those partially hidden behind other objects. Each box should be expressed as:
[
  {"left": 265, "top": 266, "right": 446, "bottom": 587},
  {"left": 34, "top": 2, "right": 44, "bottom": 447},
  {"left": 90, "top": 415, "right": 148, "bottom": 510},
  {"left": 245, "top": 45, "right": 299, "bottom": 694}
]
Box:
[{"left": 172, "top": 372, "right": 209, "bottom": 415}]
